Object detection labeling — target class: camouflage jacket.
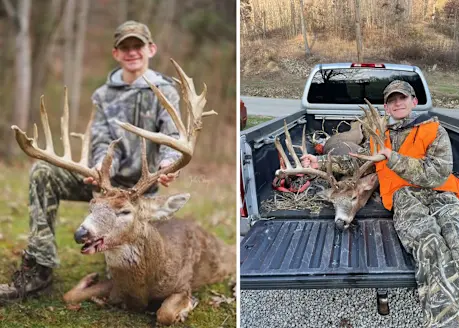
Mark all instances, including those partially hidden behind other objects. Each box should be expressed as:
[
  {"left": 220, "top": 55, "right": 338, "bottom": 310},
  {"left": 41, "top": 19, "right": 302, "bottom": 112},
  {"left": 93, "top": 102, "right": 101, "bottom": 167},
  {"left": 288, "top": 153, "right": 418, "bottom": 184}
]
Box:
[
  {"left": 317, "top": 112, "right": 454, "bottom": 188},
  {"left": 90, "top": 67, "right": 181, "bottom": 192}
]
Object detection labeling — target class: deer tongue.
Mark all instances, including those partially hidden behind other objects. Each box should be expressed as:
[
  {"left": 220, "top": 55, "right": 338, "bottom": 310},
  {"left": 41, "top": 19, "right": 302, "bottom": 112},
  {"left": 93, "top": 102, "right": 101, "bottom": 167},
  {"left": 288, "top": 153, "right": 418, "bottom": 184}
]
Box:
[{"left": 81, "top": 238, "right": 104, "bottom": 255}]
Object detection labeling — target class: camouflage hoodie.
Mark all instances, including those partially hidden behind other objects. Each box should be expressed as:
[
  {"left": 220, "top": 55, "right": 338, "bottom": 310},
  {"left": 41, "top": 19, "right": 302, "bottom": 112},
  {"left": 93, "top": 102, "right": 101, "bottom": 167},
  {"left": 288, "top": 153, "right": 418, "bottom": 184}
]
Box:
[
  {"left": 318, "top": 112, "right": 454, "bottom": 188},
  {"left": 90, "top": 67, "right": 181, "bottom": 192}
]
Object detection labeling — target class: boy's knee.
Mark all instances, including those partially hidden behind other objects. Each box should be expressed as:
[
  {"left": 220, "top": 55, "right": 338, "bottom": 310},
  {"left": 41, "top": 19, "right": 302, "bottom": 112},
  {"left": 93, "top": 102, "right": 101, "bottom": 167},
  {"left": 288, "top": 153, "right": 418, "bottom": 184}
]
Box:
[{"left": 30, "top": 161, "right": 54, "bottom": 181}]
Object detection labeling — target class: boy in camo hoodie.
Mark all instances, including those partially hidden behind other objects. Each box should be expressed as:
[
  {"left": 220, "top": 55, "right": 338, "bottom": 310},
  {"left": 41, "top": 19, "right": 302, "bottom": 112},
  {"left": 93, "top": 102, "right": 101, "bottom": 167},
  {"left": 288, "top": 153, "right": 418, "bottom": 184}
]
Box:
[
  {"left": 302, "top": 80, "right": 459, "bottom": 327},
  {"left": 0, "top": 21, "right": 181, "bottom": 302}
]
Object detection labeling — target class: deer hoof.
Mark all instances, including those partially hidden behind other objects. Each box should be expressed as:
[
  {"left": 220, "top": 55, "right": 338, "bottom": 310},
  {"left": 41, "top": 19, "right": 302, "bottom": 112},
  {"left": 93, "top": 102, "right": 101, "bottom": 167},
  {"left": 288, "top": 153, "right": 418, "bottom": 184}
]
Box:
[
  {"left": 75, "top": 272, "right": 99, "bottom": 290},
  {"left": 177, "top": 296, "right": 199, "bottom": 323}
]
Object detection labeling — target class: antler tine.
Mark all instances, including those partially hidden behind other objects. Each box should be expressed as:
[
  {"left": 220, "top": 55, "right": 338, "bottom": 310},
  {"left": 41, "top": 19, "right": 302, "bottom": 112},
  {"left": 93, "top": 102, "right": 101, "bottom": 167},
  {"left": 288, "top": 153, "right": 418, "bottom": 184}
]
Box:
[
  {"left": 326, "top": 151, "right": 338, "bottom": 188},
  {"left": 11, "top": 91, "right": 98, "bottom": 180},
  {"left": 115, "top": 59, "right": 216, "bottom": 197},
  {"left": 61, "top": 86, "right": 72, "bottom": 160},
  {"left": 40, "top": 96, "right": 54, "bottom": 152},
  {"left": 99, "top": 138, "right": 122, "bottom": 192},
  {"left": 274, "top": 137, "right": 293, "bottom": 171},
  {"left": 275, "top": 142, "right": 333, "bottom": 181},
  {"left": 283, "top": 120, "right": 302, "bottom": 168},
  {"left": 301, "top": 125, "right": 308, "bottom": 156},
  {"left": 351, "top": 99, "right": 387, "bottom": 175},
  {"left": 353, "top": 160, "right": 376, "bottom": 183},
  {"left": 70, "top": 105, "right": 96, "bottom": 166}
]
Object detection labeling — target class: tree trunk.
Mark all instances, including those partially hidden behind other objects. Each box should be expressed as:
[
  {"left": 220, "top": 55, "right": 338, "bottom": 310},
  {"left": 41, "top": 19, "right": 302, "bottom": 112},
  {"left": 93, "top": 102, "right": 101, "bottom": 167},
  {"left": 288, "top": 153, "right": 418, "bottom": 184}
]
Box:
[
  {"left": 299, "top": 0, "right": 311, "bottom": 55},
  {"left": 9, "top": 0, "right": 32, "bottom": 157},
  {"left": 118, "top": 0, "right": 128, "bottom": 23},
  {"left": 63, "top": 0, "right": 76, "bottom": 99},
  {"left": 290, "top": 0, "right": 296, "bottom": 37},
  {"left": 1, "top": 2, "right": 16, "bottom": 154},
  {"left": 354, "top": 0, "right": 363, "bottom": 62},
  {"left": 70, "top": 0, "right": 90, "bottom": 132},
  {"left": 30, "top": 0, "right": 64, "bottom": 124},
  {"left": 140, "top": 0, "right": 154, "bottom": 23}
]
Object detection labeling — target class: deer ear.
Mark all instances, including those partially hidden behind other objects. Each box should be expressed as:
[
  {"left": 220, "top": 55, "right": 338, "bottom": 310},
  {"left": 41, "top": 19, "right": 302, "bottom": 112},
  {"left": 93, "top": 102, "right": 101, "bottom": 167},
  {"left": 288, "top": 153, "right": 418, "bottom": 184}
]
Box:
[
  {"left": 360, "top": 173, "right": 378, "bottom": 191},
  {"left": 316, "top": 188, "right": 332, "bottom": 201},
  {"left": 155, "top": 193, "right": 190, "bottom": 219}
]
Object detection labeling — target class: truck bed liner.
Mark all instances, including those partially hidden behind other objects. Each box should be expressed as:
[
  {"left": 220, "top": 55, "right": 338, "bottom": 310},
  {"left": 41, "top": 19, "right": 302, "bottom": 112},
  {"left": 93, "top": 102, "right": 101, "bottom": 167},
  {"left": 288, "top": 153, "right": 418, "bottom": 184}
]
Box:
[{"left": 240, "top": 219, "right": 416, "bottom": 289}]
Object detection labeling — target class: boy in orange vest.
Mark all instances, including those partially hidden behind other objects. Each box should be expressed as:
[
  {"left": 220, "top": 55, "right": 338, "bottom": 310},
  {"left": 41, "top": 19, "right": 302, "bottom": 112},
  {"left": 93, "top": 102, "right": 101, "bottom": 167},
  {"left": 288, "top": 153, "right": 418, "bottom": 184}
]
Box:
[{"left": 302, "top": 80, "right": 459, "bottom": 327}]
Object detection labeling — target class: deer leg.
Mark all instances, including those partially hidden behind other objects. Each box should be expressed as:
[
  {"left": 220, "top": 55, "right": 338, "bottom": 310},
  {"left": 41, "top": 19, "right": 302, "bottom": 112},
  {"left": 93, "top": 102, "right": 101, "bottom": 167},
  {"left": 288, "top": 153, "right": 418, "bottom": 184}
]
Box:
[
  {"left": 63, "top": 273, "right": 113, "bottom": 304},
  {"left": 156, "top": 291, "right": 198, "bottom": 326}
]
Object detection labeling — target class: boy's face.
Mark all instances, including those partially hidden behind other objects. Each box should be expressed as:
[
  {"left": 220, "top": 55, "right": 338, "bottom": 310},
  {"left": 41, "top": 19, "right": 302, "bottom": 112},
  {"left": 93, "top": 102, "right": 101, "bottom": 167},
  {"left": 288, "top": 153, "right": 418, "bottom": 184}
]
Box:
[
  {"left": 112, "top": 37, "right": 156, "bottom": 74},
  {"left": 384, "top": 93, "right": 418, "bottom": 120}
]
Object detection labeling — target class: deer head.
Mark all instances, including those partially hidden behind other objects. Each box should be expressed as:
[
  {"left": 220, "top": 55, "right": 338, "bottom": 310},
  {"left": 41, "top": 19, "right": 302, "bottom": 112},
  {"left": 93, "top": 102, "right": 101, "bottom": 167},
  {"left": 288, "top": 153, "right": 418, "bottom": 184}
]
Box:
[
  {"left": 11, "top": 59, "right": 216, "bottom": 254},
  {"left": 275, "top": 99, "right": 385, "bottom": 229}
]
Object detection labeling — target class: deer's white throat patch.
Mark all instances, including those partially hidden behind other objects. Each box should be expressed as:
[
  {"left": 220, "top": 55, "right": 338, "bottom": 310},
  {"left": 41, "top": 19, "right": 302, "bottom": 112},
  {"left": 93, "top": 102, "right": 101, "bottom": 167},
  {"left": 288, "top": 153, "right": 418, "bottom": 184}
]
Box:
[{"left": 105, "top": 244, "right": 142, "bottom": 268}]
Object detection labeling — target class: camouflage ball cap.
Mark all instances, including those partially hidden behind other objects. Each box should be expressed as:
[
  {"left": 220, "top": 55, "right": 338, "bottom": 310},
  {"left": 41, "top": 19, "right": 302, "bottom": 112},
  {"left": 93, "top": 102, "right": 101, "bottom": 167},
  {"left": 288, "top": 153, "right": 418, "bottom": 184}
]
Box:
[
  {"left": 114, "top": 20, "right": 153, "bottom": 47},
  {"left": 383, "top": 80, "right": 416, "bottom": 103}
]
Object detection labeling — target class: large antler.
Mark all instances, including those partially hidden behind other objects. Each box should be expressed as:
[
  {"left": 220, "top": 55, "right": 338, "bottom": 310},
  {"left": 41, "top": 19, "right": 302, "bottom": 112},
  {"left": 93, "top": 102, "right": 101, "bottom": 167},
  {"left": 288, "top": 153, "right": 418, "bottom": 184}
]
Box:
[
  {"left": 350, "top": 98, "right": 387, "bottom": 182},
  {"left": 11, "top": 87, "right": 100, "bottom": 180},
  {"left": 116, "top": 59, "right": 217, "bottom": 198},
  {"left": 275, "top": 120, "right": 338, "bottom": 188}
]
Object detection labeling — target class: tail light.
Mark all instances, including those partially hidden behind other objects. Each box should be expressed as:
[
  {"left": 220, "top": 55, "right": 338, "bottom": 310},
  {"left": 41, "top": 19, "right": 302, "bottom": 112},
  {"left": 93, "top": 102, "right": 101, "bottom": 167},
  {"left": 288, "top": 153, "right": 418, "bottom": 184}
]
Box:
[{"left": 351, "top": 63, "right": 385, "bottom": 68}]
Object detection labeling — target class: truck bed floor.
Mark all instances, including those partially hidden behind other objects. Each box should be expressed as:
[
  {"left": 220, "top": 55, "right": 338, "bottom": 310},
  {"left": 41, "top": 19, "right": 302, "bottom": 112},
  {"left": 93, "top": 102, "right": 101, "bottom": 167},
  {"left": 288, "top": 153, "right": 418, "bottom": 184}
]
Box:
[{"left": 240, "top": 218, "right": 416, "bottom": 289}]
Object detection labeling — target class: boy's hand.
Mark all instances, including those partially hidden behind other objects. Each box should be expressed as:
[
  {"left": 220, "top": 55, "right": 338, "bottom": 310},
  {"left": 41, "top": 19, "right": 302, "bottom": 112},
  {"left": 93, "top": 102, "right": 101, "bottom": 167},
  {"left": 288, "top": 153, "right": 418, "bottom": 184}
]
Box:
[
  {"left": 378, "top": 148, "right": 392, "bottom": 161},
  {"left": 301, "top": 154, "right": 319, "bottom": 169},
  {"left": 158, "top": 159, "right": 180, "bottom": 187},
  {"left": 83, "top": 162, "right": 103, "bottom": 186}
]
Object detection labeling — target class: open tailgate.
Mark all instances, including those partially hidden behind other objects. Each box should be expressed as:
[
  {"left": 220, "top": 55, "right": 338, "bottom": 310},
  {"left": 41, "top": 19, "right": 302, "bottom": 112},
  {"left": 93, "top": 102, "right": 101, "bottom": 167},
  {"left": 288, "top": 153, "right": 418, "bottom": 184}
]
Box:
[{"left": 240, "top": 218, "right": 416, "bottom": 289}]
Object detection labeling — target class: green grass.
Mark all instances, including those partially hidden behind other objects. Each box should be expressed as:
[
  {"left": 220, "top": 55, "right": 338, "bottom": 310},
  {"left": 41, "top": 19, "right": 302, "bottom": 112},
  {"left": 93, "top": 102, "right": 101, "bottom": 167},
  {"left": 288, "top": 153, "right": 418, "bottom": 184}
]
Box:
[
  {"left": 0, "top": 163, "right": 236, "bottom": 328},
  {"left": 424, "top": 71, "right": 459, "bottom": 100},
  {"left": 245, "top": 115, "right": 274, "bottom": 129}
]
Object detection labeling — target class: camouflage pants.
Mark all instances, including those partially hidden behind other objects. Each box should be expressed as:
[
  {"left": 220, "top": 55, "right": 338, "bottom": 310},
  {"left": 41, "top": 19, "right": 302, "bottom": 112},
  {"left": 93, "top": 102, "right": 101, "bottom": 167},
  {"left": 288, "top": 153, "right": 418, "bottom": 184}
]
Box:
[
  {"left": 26, "top": 161, "right": 93, "bottom": 268},
  {"left": 393, "top": 186, "right": 459, "bottom": 328}
]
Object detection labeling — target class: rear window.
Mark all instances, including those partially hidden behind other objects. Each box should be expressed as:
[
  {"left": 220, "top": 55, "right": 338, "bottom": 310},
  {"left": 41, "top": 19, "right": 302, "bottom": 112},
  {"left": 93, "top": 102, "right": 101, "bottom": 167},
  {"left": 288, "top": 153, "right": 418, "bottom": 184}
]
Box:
[{"left": 307, "top": 68, "right": 427, "bottom": 105}]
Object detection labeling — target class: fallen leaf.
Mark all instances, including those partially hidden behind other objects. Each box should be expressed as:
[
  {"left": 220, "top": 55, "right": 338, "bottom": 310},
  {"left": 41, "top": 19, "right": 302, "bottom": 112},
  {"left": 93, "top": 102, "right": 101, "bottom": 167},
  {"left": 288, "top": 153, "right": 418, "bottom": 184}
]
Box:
[
  {"left": 17, "top": 234, "right": 29, "bottom": 241},
  {"left": 208, "top": 290, "right": 235, "bottom": 307},
  {"left": 66, "top": 304, "right": 81, "bottom": 311}
]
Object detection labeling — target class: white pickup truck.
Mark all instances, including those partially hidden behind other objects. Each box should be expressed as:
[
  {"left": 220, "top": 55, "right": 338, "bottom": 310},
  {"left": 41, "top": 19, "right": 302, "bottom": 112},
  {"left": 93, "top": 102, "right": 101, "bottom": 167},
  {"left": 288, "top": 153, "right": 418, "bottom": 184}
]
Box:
[{"left": 239, "top": 63, "right": 459, "bottom": 314}]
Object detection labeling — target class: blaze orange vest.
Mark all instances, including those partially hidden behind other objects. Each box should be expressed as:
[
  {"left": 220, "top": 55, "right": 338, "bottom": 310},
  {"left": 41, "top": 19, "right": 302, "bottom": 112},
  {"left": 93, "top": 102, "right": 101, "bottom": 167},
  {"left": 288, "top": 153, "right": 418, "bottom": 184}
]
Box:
[{"left": 370, "top": 121, "right": 459, "bottom": 210}]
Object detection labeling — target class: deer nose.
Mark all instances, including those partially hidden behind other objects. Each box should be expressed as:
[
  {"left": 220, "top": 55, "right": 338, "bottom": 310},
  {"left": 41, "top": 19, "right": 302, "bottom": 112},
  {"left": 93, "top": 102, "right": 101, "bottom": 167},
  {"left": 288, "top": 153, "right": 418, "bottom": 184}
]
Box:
[
  {"left": 335, "top": 219, "right": 345, "bottom": 231},
  {"left": 74, "top": 226, "right": 90, "bottom": 244}
]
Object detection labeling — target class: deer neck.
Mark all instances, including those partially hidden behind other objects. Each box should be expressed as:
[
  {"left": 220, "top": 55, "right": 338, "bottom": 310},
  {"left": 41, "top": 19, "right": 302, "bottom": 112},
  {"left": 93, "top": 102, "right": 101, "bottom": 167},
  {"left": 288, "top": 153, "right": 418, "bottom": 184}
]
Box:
[{"left": 104, "top": 220, "right": 166, "bottom": 270}]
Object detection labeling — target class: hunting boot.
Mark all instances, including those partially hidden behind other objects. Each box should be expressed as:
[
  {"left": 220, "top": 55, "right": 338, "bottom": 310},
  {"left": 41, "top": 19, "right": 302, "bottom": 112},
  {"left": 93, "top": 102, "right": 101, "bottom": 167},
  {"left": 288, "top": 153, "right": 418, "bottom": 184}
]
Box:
[{"left": 0, "top": 251, "right": 53, "bottom": 304}]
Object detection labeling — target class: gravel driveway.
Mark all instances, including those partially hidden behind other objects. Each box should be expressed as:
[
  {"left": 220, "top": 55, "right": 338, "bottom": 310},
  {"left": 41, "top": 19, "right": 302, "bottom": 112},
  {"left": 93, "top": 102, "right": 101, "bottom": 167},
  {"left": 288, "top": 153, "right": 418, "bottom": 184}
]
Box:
[{"left": 240, "top": 288, "right": 424, "bottom": 327}]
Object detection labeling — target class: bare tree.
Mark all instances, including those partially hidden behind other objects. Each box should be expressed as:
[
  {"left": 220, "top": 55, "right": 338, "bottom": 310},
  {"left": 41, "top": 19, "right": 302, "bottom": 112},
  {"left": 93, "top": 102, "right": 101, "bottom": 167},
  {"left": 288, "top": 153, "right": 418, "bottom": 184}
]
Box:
[
  {"left": 70, "top": 0, "right": 90, "bottom": 131},
  {"left": 290, "top": 0, "right": 297, "bottom": 37},
  {"left": 6, "top": 0, "right": 32, "bottom": 156},
  {"left": 354, "top": 0, "right": 363, "bottom": 62},
  {"left": 299, "top": 0, "right": 311, "bottom": 55},
  {"left": 118, "top": 0, "right": 128, "bottom": 23},
  {"left": 30, "top": 0, "right": 64, "bottom": 124},
  {"left": 140, "top": 0, "right": 154, "bottom": 23},
  {"left": 63, "top": 0, "right": 76, "bottom": 100}
]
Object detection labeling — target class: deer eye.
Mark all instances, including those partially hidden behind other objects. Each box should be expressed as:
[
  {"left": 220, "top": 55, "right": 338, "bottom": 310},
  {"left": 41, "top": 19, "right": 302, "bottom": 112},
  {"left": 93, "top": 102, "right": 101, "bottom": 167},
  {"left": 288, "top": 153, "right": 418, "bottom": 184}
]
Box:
[
  {"left": 351, "top": 195, "right": 358, "bottom": 201},
  {"left": 117, "top": 210, "right": 131, "bottom": 216}
]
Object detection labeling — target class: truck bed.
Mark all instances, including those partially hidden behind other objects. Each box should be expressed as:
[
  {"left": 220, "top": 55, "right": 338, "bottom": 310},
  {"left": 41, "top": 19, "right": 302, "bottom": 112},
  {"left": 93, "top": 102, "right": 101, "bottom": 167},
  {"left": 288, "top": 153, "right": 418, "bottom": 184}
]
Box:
[
  {"left": 254, "top": 123, "right": 392, "bottom": 219},
  {"left": 240, "top": 218, "right": 416, "bottom": 289},
  {"left": 241, "top": 109, "right": 459, "bottom": 290}
]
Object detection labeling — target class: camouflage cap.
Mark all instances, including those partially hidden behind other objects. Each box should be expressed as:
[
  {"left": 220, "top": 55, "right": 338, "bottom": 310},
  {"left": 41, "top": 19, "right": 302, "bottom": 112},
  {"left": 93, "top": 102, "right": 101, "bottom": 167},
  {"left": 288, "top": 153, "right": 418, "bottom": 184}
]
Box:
[
  {"left": 383, "top": 80, "right": 416, "bottom": 103},
  {"left": 113, "top": 20, "right": 153, "bottom": 47}
]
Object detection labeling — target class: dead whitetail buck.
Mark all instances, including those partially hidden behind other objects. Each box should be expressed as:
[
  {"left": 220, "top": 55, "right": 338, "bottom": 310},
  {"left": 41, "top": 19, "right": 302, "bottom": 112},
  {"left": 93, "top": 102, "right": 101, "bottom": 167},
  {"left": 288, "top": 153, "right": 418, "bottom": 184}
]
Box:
[
  {"left": 11, "top": 59, "right": 235, "bottom": 326},
  {"left": 275, "top": 99, "right": 386, "bottom": 230}
]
